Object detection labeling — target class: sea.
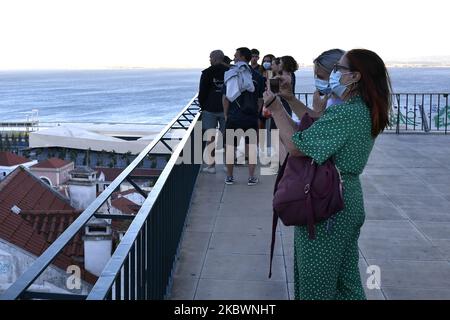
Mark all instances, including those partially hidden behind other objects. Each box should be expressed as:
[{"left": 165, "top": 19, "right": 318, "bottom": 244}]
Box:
[{"left": 0, "top": 68, "right": 449, "bottom": 124}]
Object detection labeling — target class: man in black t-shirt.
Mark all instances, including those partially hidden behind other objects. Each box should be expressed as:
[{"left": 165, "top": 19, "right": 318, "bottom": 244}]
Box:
[
  {"left": 222, "top": 47, "right": 264, "bottom": 186},
  {"left": 198, "top": 50, "right": 229, "bottom": 174}
]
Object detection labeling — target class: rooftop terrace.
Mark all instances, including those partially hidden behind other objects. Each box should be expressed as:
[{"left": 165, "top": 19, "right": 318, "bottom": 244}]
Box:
[{"left": 171, "top": 134, "right": 450, "bottom": 300}]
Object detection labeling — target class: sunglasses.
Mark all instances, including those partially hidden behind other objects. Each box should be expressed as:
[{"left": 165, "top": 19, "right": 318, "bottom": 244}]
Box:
[{"left": 333, "top": 63, "right": 351, "bottom": 73}]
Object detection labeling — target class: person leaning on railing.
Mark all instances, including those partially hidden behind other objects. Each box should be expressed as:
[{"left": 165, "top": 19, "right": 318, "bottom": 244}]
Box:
[{"left": 264, "top": 49, "right": 392, "bottom": 300}]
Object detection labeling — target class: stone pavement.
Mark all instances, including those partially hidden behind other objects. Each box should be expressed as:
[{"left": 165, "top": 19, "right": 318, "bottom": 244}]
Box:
[{"left": 170, "top": 134, "right": 450, "bottom": 300}]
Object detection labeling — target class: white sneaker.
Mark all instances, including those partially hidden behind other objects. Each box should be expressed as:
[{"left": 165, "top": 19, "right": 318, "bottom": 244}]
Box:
[{"left": 202, "top": 166, "right": 216, "bottom": 174}]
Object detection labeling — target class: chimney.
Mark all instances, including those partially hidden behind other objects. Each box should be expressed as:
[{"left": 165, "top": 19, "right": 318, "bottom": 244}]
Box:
[
  {"left": 83, "top": 218, "right": 112, "bottom": 277},
  {"left": 67, "top": 166, "right": 97, "bottom": 210}
]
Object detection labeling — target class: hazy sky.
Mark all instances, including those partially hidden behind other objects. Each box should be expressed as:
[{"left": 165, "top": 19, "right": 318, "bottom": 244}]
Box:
[{"left": 0, "top": 0, "right": 449, "bottom": 69}]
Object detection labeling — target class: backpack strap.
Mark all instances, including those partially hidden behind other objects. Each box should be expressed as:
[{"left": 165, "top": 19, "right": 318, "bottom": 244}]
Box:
[
  {"left": 269, "top": 153, "right": 289, "bottom": 278},
  {"left": 305, "top": 159, "right": 317, "bottom": 240}
]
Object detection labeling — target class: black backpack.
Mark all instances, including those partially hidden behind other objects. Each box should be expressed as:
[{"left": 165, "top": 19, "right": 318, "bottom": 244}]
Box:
[
  {"left": 235, "top": 90, "right": 258, "bottom": 115},
  {"left": 235, "top": 69, "right": 260, "bottom": 115}
]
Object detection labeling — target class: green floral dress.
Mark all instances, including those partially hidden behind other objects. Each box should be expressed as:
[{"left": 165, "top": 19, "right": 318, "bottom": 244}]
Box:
[{"left": 291, "top": 96, "right": 374, "bottom": 300}]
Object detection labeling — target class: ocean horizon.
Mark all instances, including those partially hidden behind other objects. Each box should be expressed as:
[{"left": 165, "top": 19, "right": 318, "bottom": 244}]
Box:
[{"left": 1, "top": 67, "right": 449, "bottom": 124}]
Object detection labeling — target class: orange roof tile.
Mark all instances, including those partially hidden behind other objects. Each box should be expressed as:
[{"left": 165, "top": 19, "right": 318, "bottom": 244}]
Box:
[
  {"left": 31, "top": 158, "right": 72, "bottom": 169},
  {"left": 0, "top": 151, "right": 32, "bottom": 166},
  {"left": 0, "top": 166, "right": 97, "bottom": 284}
]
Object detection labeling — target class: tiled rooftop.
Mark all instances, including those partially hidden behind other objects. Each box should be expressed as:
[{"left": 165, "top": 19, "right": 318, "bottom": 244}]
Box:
[
  {"left": 171, "top": 134, "right": 450, "bottom": 300},
  {"left": 111, "top": 196, "right": 140, "bottom": 215},
  {"left": 31, "top": 157, "right": 72, "bottom": 169},
  {"left": 0, "top": 151, "right": 31, "bottom": 166},
  {"left": 96, "top": 167, "right": 162, "bottom": 182},
  {"left": 0, "top": 166, "right": 96, "bottom": 284}
]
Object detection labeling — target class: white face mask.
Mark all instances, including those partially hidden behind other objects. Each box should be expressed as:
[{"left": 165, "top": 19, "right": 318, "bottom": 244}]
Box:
[
  {"left": 263, "top": 62, "right": 272, "bottom": 70},
  {"left": 314, "top": 78, "right": 331, "bottom": 94},
  {"left": 329, "top": 70, "right": 355, "bottom": 98}
]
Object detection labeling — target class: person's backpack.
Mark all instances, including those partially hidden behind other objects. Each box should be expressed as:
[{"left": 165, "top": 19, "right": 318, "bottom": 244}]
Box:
[
  {"left": 235, "top": 89, "right": 258, "bottom": 115},
  {"left": 268, "top": 113, "right": 345, "bottom": 278},
  {"left": 234, "top": 69, "right": 260, "bottom": 115}
]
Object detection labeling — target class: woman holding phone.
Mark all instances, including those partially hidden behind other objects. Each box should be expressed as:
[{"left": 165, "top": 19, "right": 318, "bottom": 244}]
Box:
[{"left": 264, "top": 49, "right": 392, "bottom": 300}]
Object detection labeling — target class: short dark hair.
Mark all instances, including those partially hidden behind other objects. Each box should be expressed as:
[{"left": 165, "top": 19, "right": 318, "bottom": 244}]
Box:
[
  {"left": 223, "top": 56, "right": 232, "bottom": 65},
  {"left": 236, "top": 47, "right": 252, "bottom": 62},
  {"left": 281, "top": 56, "right": 299, "bottom": 73},
  {"left": 251, "top": 48, "right": 260, "bottom": 56}
]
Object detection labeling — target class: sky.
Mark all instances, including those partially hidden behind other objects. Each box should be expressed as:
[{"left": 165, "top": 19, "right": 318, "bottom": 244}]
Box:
[{"left": 0, "top": 0, "right": 449, "bottom": 69}]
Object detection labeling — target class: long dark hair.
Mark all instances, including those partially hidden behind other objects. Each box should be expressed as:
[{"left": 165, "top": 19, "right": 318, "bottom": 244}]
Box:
[
  {"left": 346, "top": 49, "right": 392, "bottom": 138},
  {"left": 280, "top": 55, "right": 299, "bottom": 73}
]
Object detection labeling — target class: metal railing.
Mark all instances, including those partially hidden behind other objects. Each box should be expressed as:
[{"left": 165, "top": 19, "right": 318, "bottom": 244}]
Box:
[
  {"left": 1, "top": 95, "right": 201, "bottom": 300},
  {"left": 295, "top": 93, "right": 450, "bottom": 134}
]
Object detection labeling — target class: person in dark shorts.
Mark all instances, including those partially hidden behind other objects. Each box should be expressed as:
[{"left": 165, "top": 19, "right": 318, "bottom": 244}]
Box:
[
  {"left": 198, "top": 50, "right": 229, "bottom": 174},
  {"left": 223, "top": 47, "right": 264, "bottom": 186}
]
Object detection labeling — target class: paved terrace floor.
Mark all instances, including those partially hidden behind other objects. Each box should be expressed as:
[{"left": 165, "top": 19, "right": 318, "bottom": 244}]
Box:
[{"left": 170, "top": 134, "right": 450, "bottom": 300}]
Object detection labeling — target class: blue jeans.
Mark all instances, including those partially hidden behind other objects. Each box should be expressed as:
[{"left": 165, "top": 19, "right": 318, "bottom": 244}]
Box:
[{"left": 202, "top": 111, "right": 225, "bottom": 134}]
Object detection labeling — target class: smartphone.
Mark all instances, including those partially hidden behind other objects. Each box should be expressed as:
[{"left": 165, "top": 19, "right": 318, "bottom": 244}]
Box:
[{"left": 270, "top": 78, "right": 280, "bottom": 94}]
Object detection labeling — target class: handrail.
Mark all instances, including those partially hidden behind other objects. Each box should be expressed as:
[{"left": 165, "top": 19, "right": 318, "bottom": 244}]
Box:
[
  {"left": 295, "top": 92, "right": 450, "bottom": 134},
  {"left": 87, "top": 107, "right": 201, "bottom": 300},
  {"left": 1, "top": 95, "right": 201, "bottom": 300}
]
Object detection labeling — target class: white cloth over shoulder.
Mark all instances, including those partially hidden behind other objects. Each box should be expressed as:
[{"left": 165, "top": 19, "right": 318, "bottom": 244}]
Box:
[{"left": 224, "top": 62, "right": 255, "bottom": 102}]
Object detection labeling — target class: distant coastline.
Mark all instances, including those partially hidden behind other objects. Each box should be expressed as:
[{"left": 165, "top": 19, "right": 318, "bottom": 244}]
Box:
[
  {"left": 2, "top": 64, "right": 450, "bottom": 72},
  {"left": 300, "top": 63, "right": 450, "bottom": 69}
]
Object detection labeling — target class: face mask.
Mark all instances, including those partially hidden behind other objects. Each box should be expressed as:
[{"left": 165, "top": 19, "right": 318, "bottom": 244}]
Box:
[
  {"left": 263, "top": 62, "right": 272, "bottom": 70},
  {"left": 329, "top": 70, "right": 354, "bottom": 98},
  {"left": 315, "top": 78, "right": 331, "bottom": 95}
]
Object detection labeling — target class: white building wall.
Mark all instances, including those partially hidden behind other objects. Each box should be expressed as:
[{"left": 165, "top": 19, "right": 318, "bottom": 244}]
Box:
[
  {"left": 84, "top": 239, "right": 112, "bottom": 277},
  {"left": 0, "top": 161, "right": 38, "bottom": 181},
  {"left": 68, "top": 184, "right": 97, "bottom": 210},
  {"left": 0, "top": 239, "right": 92, "bottom": 295}
]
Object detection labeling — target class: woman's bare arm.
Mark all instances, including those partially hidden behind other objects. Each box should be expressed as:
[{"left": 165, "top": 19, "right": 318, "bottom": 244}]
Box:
[{"left": 264, "top": 95, "right": 305, "bottom": 158}]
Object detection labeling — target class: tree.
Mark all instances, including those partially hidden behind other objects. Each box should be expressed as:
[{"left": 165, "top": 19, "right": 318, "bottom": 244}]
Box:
[
  {"left": 83, "top": 150, "right": 88, "bottom": 166},
  {"left": 35, "top": 148, "right": 42, "bottom": 159},
  {"left": 100, "top": 149, "right": 107, "bottom": 166},
  {"left": 22, "top": 149, "right": 30, "bottom": 158},
  {"left": 111, "top": 150, "right": 117, "bottom": 168},
  {"left": 69, "top": 149, "right": 77, "bottom": 163},
  {"left": 125, "top": 151, "right": 132, "bottom": 166},
  {"left": 87, "top": 148, "right": 91, "bottom": 166},
  {"left": 149, "top": 155, "right": 157, "bottom": 168},
  {"left": 60, "top": 147, "right": 67, "bottom": 160},
  {"left": 120, "top": 152, "right": 127, "bottom": 167},
  {"left": 5, "top": 135, "right": 11, "bottom": 151}
]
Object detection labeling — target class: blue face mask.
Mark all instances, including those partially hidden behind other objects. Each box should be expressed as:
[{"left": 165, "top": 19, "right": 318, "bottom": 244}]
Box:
[
  {"left": 315, "top": 78, "right": 331, "bottom": 95},
  {"left": 263, "top": 62, "right": 272, "bottom": 70},
  {"left": 329, "top": 70, "right": 353, "bottom": 98}
]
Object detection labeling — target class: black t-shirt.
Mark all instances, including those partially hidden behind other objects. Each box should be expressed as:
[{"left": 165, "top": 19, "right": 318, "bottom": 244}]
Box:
[
  {"left": 224, "top": 68, "right": 264, "bottom": 128},
  {"left": 198, "top": 64, "right": 229, "bottom": 113}
]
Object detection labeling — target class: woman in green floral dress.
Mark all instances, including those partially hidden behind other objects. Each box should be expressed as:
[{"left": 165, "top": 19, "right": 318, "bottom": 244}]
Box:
[{"left": 264, "top": 49, "right": 392, "bottom": 300}]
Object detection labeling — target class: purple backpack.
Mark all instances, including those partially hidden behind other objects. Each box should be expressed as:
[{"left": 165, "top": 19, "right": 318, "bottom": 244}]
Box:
[{"left": 269, "top": 113, "right": 345, "bottom": 278}]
